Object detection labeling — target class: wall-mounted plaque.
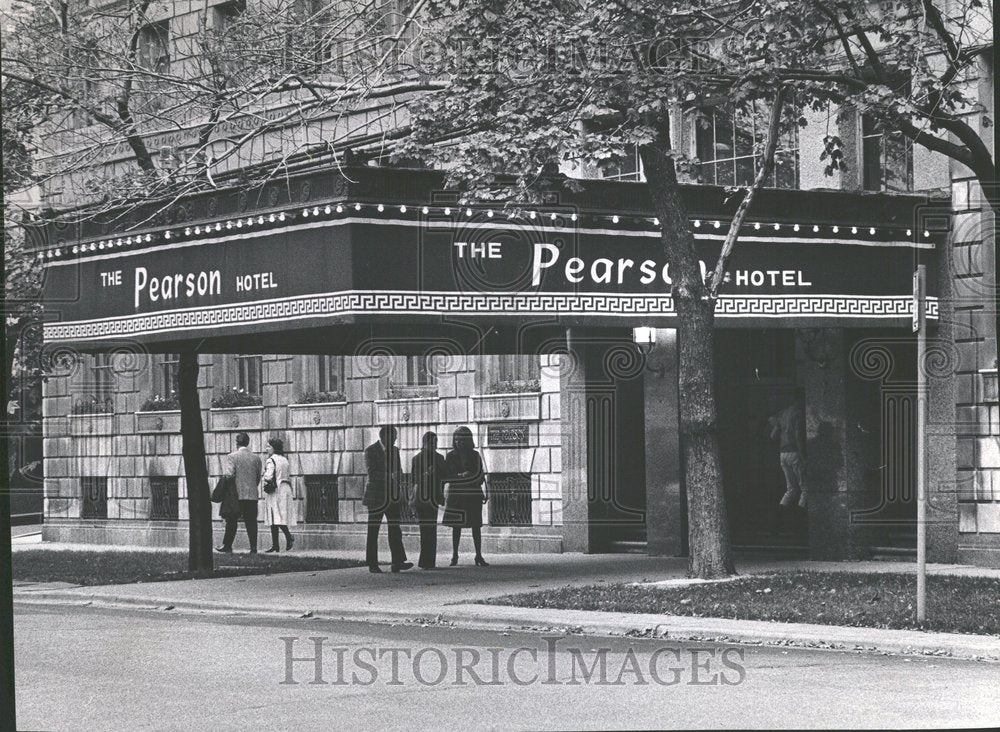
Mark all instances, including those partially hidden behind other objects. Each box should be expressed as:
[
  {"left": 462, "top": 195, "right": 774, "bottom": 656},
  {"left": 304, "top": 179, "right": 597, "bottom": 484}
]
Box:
[{"left": 486, "top": 422, "right": 530, "bottom": 447}]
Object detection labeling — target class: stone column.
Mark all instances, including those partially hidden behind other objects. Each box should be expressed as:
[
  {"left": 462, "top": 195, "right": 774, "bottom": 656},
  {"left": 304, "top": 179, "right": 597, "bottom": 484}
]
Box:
[
  {"left": 796, "top": 328, "right": 866, "bottom": 559},
  {"left": 560, "top": 329, "right": 593, "bottom": 552},
  {"left": 644, "top": 329, "right": 684, "bottom": 556},
  {"left": 926, "top": 234, "right": 960, "bottom": 562}
]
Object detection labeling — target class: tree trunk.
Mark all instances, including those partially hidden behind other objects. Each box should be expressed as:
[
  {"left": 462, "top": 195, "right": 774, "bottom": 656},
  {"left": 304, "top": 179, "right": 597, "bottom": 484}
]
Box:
[
  {"left": 640, "top": 140, "right": 735, "bottom": 579},
  {"left": 178, "top": 349, "right": 213, "bottom": 572}
]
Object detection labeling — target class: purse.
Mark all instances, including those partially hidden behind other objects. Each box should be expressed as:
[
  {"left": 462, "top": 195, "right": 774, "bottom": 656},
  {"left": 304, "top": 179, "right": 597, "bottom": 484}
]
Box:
[
  {"left": 262, "top": 458, "right": 277, "bottom": 494},
  {"left": 211, "top": 475, "right": 232, "bottom": 503}
]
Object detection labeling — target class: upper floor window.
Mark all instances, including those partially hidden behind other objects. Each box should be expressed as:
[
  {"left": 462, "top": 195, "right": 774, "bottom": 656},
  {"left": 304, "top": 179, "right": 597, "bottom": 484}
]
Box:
[
  {"left": 234, "top": 355, "right": 263, "bottom": 397},
  {"left": 692, "top": 103, "right": 799, "bottom": 189},
  {"left": 93, "top": 353, "right": 114, "bottom": 407},
  {"left": 71, "top": 44, "right": 101, "bottom": 127},
  {"left": 316, "top": 355, "right": 344, "bottom": 395},
  {"left": 861, "top": 114, "right": 913, "bottom": 192},
  {"left": 601, "top": 146, "right": 643, "bottom": 182},
  {"left": 285, "top": 0, "right": 337, "bottom": 69},
  {"left": 138, "top": 21, "right": 170, "bottom": 73},
  {"left": 159, "top": 353, "right": 179, "bottom": 397},
  {"left": 405, "top": 355, "right": 437, "bottom": 386},
  {"left": 213, "top": 0, "right": 245, "bottom": 30},
  {"left": 385, "top": 354, "right": 437, "bottom": 398},
  {"left": 498, "top": 355, "right": 540, "bottom": 384},
  {"left": 74, "top": 353, "right": 114, "bottom": 413},
  {"left": 477, "top": 355, "right": 541, "bottom": 394}
]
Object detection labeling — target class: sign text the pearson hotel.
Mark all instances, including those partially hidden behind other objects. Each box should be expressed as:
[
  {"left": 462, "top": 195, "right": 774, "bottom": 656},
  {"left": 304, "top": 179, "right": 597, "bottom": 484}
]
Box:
[
  {"left": 102, "top": 237, "right": 817, "bottom": 312},
  {"left": 99, "top": 266, "right": 278, "bottom": 309}
]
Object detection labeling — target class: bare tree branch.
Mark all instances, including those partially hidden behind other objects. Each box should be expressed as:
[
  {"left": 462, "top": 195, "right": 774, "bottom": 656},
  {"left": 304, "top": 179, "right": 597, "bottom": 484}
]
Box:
[{"left": 708, "top": 85, "right": 789, "bottom": 298}]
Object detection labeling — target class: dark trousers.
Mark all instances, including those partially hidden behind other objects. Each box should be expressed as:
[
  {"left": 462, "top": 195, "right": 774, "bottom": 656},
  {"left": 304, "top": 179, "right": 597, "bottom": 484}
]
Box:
[
  {"left": 222, "top": 499, "right": 258, "bottom": 551},
  {"left": 415, "top": 505, "right": 438, "bottom": 568},
  {"left": 366, "top": 500, "right": 406, "bottom": 568}
]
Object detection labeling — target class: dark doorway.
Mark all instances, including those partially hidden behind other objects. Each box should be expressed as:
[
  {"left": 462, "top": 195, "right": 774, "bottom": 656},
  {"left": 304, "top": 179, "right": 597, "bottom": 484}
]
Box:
[
  {"left": 715, "top": 329, "right": 807, "bottom": 549},
  {"left": 587, "top": 344, "right": 648, "bottom": 552},
  {"left": 849, "top": 331, "right": 918, "bottom": 553}
]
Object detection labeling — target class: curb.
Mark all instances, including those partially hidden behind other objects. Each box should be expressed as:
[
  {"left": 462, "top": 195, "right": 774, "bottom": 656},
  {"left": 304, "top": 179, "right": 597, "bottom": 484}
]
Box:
[
  {"left": 12, "top": 591, "right": 456, "bottom": 626},
  {"left": 438, "top": 606, "right": 1000, "bottom": 662},
  {"left": 14, "top": 590, "right": 1000, "bottom": 662}
]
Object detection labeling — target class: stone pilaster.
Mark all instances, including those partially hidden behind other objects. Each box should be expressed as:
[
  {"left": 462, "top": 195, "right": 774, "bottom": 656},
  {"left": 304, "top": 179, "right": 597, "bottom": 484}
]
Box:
[
  {"left": 643, "top": 329, "right": 683, "bottom": 556},
  {"left": 796, "top": 328, "right": 866, "bottom": 560},
  {"left": 560, "top": 330, "right": 594, "bottom": 553}
]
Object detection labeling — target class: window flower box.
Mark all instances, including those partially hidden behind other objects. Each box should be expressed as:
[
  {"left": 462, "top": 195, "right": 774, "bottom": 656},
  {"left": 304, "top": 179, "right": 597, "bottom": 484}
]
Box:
[
  {"left": 135, "top": 410, "right": 182, "bottom": 433},
  {"left": 385, "top": 382, "right": 439, "bottom": 399},
  {"left": 486, "top": 379, "right": 541, "bottom": 394},
  {"left": 140, "top": 394, "right": 180, "bottom": 412},
  {"left": 288, "top": 401, "right": 348, "bottom": 429},
  {"left": 471, "top": 392, "right": 541, "bottom": 422},
  {"left": 68, "top": 413, "right": 116, "bottom": 436},
  {"left": 210, "top": 387, "right": 263, "bottom": 409},
  {"left": 375, "top": 397, "right": 438, "bottom": 425},
  {"left": 209, "top": 406, "right": 265, "bottom": 431}
]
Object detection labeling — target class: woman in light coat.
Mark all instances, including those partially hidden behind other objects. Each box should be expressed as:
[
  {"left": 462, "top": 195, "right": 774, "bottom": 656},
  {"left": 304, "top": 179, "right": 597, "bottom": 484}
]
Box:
[{"left": 262, "top": 437, "right": 296, "bottom": 552}]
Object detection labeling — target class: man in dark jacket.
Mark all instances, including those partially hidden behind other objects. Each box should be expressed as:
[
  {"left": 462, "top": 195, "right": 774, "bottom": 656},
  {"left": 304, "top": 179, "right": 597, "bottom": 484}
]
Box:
[
  {"left": 364, "top": 425, "right": 411, "bottom": 573},
  {"left": 410, "top": 431, "right": 446, "bottom": 569}
]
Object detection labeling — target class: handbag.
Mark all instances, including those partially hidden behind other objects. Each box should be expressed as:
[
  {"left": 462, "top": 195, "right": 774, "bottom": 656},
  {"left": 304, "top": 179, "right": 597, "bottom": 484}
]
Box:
[
  {"left": 262, "top": 457, "right": 277, "bottom": 494},
  {"left": 211, "top": 475, "right": 232, "bottom": 503}
]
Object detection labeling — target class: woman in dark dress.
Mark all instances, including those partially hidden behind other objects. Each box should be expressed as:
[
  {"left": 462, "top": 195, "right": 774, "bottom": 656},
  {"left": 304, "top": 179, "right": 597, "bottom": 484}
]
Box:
[{"left": 443, "top": 426, "right": 489, "bottom": 566}]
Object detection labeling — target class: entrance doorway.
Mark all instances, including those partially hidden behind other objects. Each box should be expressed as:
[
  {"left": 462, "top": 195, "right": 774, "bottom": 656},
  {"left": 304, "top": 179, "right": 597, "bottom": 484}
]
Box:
[
  {"left": 586, "top": 344, "right": 648, "bottom": 552},
  {"left": 849, "top": 332, "right": 918, "bottom": 553},
  {"left": 715, "top": 330, "right": 807, "bottom": 550}
]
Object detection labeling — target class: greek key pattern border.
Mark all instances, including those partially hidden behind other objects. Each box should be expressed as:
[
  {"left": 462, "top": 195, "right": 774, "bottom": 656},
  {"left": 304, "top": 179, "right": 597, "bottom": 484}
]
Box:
[{"left": 43, "top": 293, "right": 938, "bottom": 341}]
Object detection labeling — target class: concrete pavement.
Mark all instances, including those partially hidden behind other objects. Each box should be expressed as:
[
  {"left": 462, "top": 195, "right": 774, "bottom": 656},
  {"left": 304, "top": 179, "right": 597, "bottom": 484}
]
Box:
[
  {"left": 15, "top": 605, "right": 1000, "bottom": 730},
  {"left": 10, "top": 524, "right": 42, "bottom": 543},
  {"left": 13, "top": 546, "right": 1000, "bottom": 661}
]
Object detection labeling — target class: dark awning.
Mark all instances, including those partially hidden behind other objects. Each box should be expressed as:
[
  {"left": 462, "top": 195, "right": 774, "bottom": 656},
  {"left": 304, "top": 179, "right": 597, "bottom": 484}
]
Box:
[{"left": 37, "top": 166, "right": 948, "bottom": 350}]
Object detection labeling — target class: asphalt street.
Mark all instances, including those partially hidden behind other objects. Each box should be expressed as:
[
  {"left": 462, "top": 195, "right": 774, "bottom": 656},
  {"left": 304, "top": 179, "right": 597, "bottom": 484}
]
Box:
[{"left": 13, "top": 604, "right": 1000, "bottom": 730}]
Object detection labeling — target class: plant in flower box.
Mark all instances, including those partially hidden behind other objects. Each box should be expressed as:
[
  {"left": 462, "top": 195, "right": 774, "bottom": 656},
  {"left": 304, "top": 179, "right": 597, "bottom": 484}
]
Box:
[
  {"left": 70, "top": 396, "right": 114, "bottom": 414},
  {"left": 385, "top": 381, "right": 437, "bottom": 399},
  {"left": 296, "top": 390, "right": 346, "bottom": 404},
  {"left": 487, "top": 378, "right": 541, "bottom": 394},
  {"left": 140, "top": 392, "right": 180, "bottom": 411},
  {"left": 210, "top": 387, "right": 263, "bottom": 408}
]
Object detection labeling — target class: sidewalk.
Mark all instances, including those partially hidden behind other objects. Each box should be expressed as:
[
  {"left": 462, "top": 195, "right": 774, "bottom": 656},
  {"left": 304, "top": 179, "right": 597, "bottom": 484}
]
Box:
[{"left": 13, "top": 547, "right": 1000, "bottom": 661}]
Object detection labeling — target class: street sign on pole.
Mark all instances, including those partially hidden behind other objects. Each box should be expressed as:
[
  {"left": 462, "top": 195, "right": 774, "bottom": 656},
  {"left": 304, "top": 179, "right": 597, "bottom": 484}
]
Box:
[{"left": 913, "top": 265, "right": 927, "bottom": 622}]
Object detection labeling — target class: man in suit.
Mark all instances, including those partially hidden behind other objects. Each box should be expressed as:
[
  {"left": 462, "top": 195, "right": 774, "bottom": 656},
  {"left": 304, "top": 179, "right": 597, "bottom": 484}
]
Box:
[
  {"left": 217, "top": 431, "right": 263, "bottom": 553},
  {"left": 364, "top": 425, "right": 412, "bottom": 573}
]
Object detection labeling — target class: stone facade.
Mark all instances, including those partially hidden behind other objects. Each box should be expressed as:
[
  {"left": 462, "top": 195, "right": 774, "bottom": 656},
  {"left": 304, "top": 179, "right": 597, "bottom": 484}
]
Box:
[
  {"left": 31, "top": 3, "right": 999, "bottom": 566},
  {"left": 946, "top": 50, "right": 999, "bottom": 567},
  {"left": 42, "top": 353, "right": 565, "bottom": 553}
]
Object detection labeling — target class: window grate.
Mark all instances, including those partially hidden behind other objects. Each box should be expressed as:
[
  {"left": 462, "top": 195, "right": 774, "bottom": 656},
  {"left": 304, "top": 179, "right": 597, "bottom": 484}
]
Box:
[
  {"left": 304, "top": 475, "right": 339, "bottom": 523},
  {"left": 488, "top": 473, "right": 533, "bottom": 527},
  {"left": 149, "top": 477, "right": 179, "bottom": 521},
  {"left": 81, "top": 477, "right": 108, "bottom": 519},
  {"left": 398, "top": 475, "right": 420, "bottom": 525}
]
